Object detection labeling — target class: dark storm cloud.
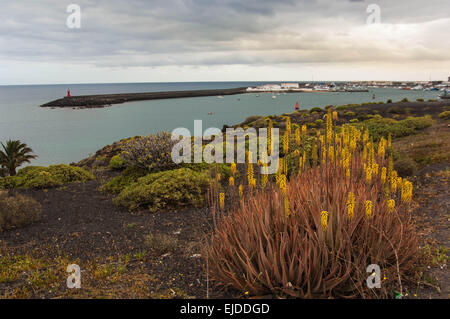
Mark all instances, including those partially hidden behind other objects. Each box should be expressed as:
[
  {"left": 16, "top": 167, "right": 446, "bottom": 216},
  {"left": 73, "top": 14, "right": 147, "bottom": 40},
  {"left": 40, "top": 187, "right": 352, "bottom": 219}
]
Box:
[{"left": 0, "top": 0, "right": 449, "bottom": 68}]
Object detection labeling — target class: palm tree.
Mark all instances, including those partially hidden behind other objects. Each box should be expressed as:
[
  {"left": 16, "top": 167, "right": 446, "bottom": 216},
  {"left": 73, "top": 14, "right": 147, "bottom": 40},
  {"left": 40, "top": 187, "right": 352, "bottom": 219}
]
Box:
[{"left": 0, "top": 140, "right": 37, "bottom": 176}]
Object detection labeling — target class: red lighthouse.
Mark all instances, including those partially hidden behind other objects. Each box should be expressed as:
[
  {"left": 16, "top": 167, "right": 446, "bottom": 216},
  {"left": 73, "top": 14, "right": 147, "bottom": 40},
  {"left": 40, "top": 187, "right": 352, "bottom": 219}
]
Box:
[
  {"left": 295, "top": 101, "right": 299, "bottom": 110},
  {"left": 67, "top": 89, "right": 71, "bottom": 97}
]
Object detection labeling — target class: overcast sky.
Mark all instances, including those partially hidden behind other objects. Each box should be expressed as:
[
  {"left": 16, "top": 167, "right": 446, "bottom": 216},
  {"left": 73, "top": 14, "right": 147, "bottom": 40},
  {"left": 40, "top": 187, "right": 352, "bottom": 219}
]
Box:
[{"left": 0, "top": 0, "right": 449, "bottom": 84}]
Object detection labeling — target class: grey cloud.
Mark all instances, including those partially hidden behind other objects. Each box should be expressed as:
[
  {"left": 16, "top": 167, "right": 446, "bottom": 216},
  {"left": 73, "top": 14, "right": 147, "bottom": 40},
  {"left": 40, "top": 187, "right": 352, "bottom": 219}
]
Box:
[{"left": 0, "top": 0, "right": 449, "bottom": 69}]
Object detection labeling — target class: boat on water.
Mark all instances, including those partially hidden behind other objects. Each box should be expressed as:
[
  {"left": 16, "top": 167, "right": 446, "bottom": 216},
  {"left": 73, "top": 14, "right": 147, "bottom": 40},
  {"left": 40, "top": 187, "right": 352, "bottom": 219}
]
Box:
[
  {"left": 217, "top": 95, "right": 224, "bottom": 99},
  {"left": 272, "top": 95, "right": 277, "bottom": 99},
  {"left": 439, "top": 90, "right": 450, "bottom": 99}
]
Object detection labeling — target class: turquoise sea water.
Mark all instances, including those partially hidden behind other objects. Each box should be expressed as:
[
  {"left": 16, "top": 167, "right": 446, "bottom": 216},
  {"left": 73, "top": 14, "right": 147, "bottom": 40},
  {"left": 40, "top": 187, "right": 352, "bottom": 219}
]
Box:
[{"left": 0, "top": 82, "right": 441, "bottom": 166}]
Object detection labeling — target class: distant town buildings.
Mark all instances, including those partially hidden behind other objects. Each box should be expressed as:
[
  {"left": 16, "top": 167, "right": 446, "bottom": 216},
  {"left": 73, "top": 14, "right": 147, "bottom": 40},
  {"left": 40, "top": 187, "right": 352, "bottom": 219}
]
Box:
[{"left": 280, "top": 83, "right": 299, "bottom": 89}]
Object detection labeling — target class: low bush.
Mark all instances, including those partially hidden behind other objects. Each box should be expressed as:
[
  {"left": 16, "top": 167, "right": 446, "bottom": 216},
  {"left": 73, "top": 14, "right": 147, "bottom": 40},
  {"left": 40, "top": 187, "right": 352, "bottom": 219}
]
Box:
[
  {"left": 358, "top": 116, "right": 433, "bottom": 141},
  {"left": 109, "top": 155, "right": 126, "bottom": 170},
  {"left": 101, "top": 166, "right": 147, "bottom": 194},
  {"left": 0, "top": 191, "right": 42, "bottom": 231},
  {"left": 314, "top": 119, "right": 324, "bottom": 126},
  {"left": 113, "top": 168, "right": 210, "bottom": 212},
  {"left": 438, "top": 111, "right": 450, "bottom": 120},
  {"left": 0, "top": 165, "right": 95, "bottom": 189},
  {"left": 400, "top": 98, "right": 409, "bottom": 103},
  {"left": 416, "top": 98, "right": 424, "bottom": 102},
  {"left": 344, "top": 111, "right": 356, "bottom": 117},
  {"left": 121, "top": 132, "right": 181, "bottom": 172},
  {"left": 395, "top": 157, "right": 418, "bottom": 177},
  {"left": 349, "top": 118, "right": 359, "bottom": 123},
  {"left": 387, "top": 99, "right": 392, "bottom": 103},
  {"left": 387, "top": 106, "right": 405, "bottom": 114},
  {"left": 310, "top": 107, "right": 322, "bottom": 113}
]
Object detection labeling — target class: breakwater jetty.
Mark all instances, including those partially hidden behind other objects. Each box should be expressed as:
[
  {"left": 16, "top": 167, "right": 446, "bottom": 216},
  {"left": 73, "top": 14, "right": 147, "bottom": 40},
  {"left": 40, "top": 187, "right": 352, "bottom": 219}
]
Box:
[{"left": 41, "top": 87, "right": 247, "bottom": 108}]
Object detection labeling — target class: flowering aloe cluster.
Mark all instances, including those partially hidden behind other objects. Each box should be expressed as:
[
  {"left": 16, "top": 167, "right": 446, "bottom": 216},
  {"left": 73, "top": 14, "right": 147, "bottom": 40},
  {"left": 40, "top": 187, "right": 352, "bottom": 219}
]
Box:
[
  {"left": 121, "top": 132, "right": 180, "bottom": 172},
  {"left": 207, "top": 109, "right": 418, "bottom": 299}
]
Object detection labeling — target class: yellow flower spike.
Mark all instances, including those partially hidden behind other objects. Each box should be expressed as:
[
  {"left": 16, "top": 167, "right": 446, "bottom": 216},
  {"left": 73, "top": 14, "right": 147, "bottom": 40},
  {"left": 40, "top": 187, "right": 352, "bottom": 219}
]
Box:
[
  {"left": 247, "top": 152, "right": 254, "bottom": 186},
  {"left": 397, "top": 177, "right": 403, "bottom": 189},
  {"left": 257, "top": 159, "right": 262, "bottom": 167},
  {"left": 390, "top": 170, "right": 398, "bottom": 193},
  {"left": 347, "top": 192, "right": 355, "bottom": 219},
  {"left": 231, "top": 162, "right": 236, "bottom": 176},
  {"left": 321, "top": 211, "right": 328, "bottom": 230},
  {"left": 372, "top": 163, "right": 379, "bottom": 176},
  {"left": 329, "top": 145, "right": 334, "bottom": 162},
  {"left": 283, "top": 131, "right": 289, "bottom": 154},
  {"left": 229, "top": 176, "right": 234, "bottom": 186},
  {"left": 249, "top": 178, "right": 256, "bottom": 189},
  {"left": 279, "top": 174, "right": 287, "bottom": 194},
  {"left": 401, "top": 180, "right": 413, "bottom": 202},
  {"left": 216, "top": 173, "right": 221, "bottom": 182},
  {"left": 381, "top": 167, "right": 387, "bottom": 184},
  {"left": 346, "top": 168, "right": 350, "bottom": 181},
  {"left": 294, "top": 149, "right": 300, "bottom": 157},
  {"left": 261, "top": 172, "right": 268, "bottom": 189},
  {"left": 387, "top": 199, "right": 395, "bottom": 213},
  {"left": 285, "top": 117, "right": 291, "bottom": 135},
  {"left": 301, "top": 125, "right": 307, "bottom": 136},
  {"left": 363, "top": 127, "right": 369, "bottom": 144},
  {"left": 284, "top": 195, "right": 290, "bottom": 218},
  {"left": 365, "top": 200, "right": 373, "bottom": 219},
  {"left": 332, "top": 111, "right": 338, "bottom": 121},
  {"left": 219, "top": 193, "right": 225, "bottom": 210},
  {"left": 378, "top": 137, "right": 386, "bottom": 158},
  {"left": 238, "top": 184, "right": 244, "bottom": 199},
  {"left": 366, "top": 166, "right": 372, "bottom": 183},
  {"left": 326, "top": 108, "right": 333, "bottom": 144},
  {"left": 295, "top": 128, "right": 300, "bottom": 146}
]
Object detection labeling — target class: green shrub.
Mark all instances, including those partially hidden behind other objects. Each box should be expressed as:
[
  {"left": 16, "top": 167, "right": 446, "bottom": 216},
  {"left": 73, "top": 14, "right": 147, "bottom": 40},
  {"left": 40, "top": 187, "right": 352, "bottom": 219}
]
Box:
[
  {"left": 310, "top": 107, "right": 322, "bottom": 113},
  {"left": 416, "top": 98, "right": 424, "bottom": 102},
  {"left": 400, "top": 97, "right": 409, "bottom": 103},
  {"left": 0, "top": 165, "right": 94, "bottom": 189},
  {"left": 101, "top": 166, "right": 147, "bottom": 194},
  {"left": 358, "top": 116, "right": 433, "bottom": 141},
  {"left": 121, "top": 132, "right": 180, "bottom": 172},
  {"left": 438, "top": 111, "right": 450, "bottom": 120},
  {"left": 395, "top": 157, "right": 418, "bottom": 177},
  {"left": 336, "top": 105, "right": 348, "bottom": 110},
  {"left": 314, "top": 119, "right": 324, "bottom": 126},
  {"left": 349, "top": 118, "right": 359, "bottom": 123},
  {"left": 113, "top": 168, "right": 210, "bottom": 212},
  {"left": 387, "top": 106, "right": 405, "bottom": 114},
  {"left": 109, "top": 155, "right": 125, "bottom": 170},
  {"left": 387, "top": 99, "right": 392, "bottom": 103},
  {"left": 344, "top": 111, "right": 356, "bottom": 117},
  {"left": 0, "top": 191, "right": 42, "bottom": 231}
]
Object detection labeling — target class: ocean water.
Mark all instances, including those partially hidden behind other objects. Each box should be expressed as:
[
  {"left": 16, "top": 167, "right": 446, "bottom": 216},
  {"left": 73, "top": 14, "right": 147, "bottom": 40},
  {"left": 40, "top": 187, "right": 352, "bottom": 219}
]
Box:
[{"left": 0, "top": 82, "right": 441, "bottom": 166}]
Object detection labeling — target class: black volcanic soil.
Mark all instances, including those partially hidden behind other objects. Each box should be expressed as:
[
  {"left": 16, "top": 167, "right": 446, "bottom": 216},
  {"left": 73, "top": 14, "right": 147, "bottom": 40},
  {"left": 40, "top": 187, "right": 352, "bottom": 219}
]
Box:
[{"left": 0, "top": 179, "right": 233, "bottom": 298}]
